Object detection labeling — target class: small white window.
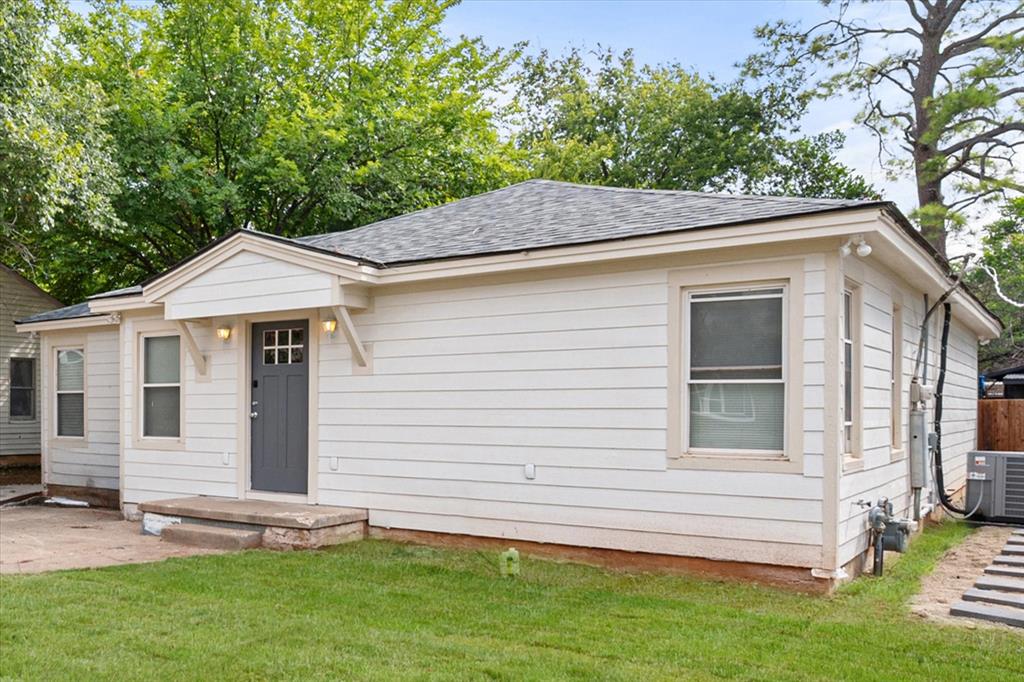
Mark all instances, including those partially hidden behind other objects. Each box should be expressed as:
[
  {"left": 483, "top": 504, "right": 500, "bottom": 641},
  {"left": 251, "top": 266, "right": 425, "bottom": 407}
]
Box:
[
  {"left": 142, "top": 335, "right": 181, "bottom": 438},
  {"left": 891, "top": 303, "right": 903, "bottom": 451},
  {"left": 685, "top": 286, "right": 785, "bottom": 453},
  {"left": 56, "top": 349, "right": 85, "bottom": 437},
  {"left": 842, "top": 287, "right": 860, "bottom": 456}
]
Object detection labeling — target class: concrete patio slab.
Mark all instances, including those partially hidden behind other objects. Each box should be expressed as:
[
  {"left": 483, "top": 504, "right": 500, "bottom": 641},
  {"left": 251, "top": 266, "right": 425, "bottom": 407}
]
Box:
[
  {"left": 0, "top": 484, "right": 42, "bottom": 504},
  {"left": 0, "top": 506, "right": 223, "bottom": 575}
]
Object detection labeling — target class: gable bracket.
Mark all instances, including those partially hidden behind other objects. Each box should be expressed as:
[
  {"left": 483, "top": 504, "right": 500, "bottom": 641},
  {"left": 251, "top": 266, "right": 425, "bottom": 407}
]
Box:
[
  {"left": 333, "top": 305, "right": 369, "bottom": 368},
  {"left": 173, "top": 320, "right": 209, "bottom": 377}
]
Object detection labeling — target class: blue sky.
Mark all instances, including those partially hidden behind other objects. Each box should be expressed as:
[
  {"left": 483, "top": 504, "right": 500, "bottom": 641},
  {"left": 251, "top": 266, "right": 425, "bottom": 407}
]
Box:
[{"left": 441, "top": 1, "right": 913, "bottom": 210}]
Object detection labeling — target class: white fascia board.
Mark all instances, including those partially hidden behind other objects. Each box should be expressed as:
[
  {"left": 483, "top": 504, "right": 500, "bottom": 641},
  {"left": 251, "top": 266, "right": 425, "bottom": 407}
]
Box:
[
  {"left": 15, "top": 314, "right": 120, "bottom": 333},
  {"left": 88, "top": 295, "right": 158, "bottom": 314},
  {"left": 142, "top": 232, "right": 376, "bottom": 303},
  {"left": 375, "top": 208, "right": 885, "bottom": 284},
  {"left": 875, "top": 212, "right": 1001, "bottom": 339}
]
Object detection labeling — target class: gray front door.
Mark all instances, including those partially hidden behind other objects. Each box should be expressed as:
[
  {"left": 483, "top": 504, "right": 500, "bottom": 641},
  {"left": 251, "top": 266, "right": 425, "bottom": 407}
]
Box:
[{"left": 250, "top": 320, "right": 309, "bottom": 494}]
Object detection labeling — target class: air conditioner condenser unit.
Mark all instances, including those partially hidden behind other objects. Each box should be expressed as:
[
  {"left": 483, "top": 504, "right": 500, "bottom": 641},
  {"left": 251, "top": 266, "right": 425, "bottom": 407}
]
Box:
[{"left": 966, "top": 451, "right": 1024, "bottom": 523}]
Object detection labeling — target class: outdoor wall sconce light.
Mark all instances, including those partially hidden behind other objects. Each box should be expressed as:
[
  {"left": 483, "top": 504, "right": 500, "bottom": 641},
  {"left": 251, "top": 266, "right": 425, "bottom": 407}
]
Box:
[
  {"left": 216, "top": 325, "right": 232, "bottom": 342},
  {"left": 321, "top": 318, "right": 338, "bottom": 335}
]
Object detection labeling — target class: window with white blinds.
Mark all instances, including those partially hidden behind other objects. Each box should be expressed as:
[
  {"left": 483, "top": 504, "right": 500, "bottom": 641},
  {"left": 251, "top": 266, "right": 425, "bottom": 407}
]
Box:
[
  {"left": 56, "top": 349, "right": 85, "bottom": 437},
  {"left": 685, "top": 287, "right": 785, "bottom": 452}
]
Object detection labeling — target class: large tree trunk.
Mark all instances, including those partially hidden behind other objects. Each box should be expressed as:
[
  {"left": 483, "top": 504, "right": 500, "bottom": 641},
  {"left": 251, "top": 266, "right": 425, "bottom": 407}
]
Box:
[{"left": 912, "top": 4, "right": 949, "bottom": 258}]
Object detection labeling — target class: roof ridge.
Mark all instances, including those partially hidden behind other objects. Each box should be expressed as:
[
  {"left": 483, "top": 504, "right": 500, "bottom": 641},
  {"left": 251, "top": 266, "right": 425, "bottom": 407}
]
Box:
[{"left": 524, "top": 178, "right": 862, "bottom": 205}]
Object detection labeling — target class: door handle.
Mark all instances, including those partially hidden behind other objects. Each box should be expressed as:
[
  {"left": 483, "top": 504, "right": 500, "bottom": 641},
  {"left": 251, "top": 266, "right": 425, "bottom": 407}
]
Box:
[{"left": 250, "top": 411, "right": 258, "bottom": 419}]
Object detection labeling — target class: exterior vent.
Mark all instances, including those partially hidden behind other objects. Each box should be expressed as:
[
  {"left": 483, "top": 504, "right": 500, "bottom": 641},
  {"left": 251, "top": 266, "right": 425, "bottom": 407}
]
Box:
[{"left": 966, "top": 451, "right": 1024, "bottom": 523}]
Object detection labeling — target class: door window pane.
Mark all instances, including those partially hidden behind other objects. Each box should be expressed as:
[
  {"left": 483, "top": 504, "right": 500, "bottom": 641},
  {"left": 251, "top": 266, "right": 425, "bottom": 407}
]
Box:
[{"left": 262, "top": 327, "right": 305, "bottom": 365}]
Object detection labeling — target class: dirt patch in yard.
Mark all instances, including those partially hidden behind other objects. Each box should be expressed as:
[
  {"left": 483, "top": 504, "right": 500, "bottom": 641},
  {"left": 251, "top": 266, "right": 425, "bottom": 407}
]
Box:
[
  {"left": 909, "top": 524, "right": 1014, "bottom": 629},
  {"left": 0, "top": 505, "right": 224, "bottom": 574}
]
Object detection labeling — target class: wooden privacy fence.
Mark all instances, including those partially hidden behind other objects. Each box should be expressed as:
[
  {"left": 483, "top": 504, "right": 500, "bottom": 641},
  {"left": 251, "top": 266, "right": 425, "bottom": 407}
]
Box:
[{"left": 977, "top": 399, "right": 1024, "bottom": 451}]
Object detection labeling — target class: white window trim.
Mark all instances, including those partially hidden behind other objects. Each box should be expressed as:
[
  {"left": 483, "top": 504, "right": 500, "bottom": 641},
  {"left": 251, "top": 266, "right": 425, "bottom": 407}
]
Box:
[
  {"left": 841, "top": 281, "right": 863, "bottom": 464},
  {"left": 890, "top": 299, "right": 905, "bottom": 459},
  {"left": 53, "top": 346, "right": 86, "bottom": 441},
  {"left": 136, "top": 330, "right": 185, "bottom": 449},
  {"left": 9, "top": 357, "right": 36, "bottom": 421},
  {"left": 666, "top": 258, "right": 805, "bottom": 474},
  {"left": 682, "top": 284, "right": 788, "bottom": 457}
]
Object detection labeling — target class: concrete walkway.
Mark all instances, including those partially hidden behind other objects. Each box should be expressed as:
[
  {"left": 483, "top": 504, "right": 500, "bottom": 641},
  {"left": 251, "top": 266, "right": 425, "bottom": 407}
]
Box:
[
  {"left": 0, "top": 484, "right": 42, "bottom": 504},
  {"left": 0, "top": 506, "right": 223, "bottom": 575}
]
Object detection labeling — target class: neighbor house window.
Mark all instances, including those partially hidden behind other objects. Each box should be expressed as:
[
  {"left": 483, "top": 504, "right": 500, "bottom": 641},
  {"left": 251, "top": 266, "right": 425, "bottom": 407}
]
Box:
[
  {"left": 142, "top": 335, "right": 181, "bottom": 438},
  {"left": 56, "top": 349, "right": 85, "bottom": 437},
  {"left": 891, "top": 303, "right": 903, "bottom": 452},
  {"left": 685, "top": 286, "right": 785, "bottom": 453},
  {"left": 842, "top": 287, "right": 861, "bottom": 456},
  {"left": 9, "top": 358, "right": 35, "bottom": 419}
]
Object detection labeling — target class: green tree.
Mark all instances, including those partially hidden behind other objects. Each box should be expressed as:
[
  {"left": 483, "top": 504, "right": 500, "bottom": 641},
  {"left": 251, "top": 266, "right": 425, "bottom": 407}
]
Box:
[
  {"left": 24, "top": 0, "right": 523, "bottom": 301},
  {"left": 968, "top": 198, "right": 1024, "bottom": 371},
  {"left": 0, "top": 0, "right": 121, "bottom": 299},
  {"left": 511, "top": 47, "right": 875, "bottom": 199},
  {"left": 745, "top": 0, "right": 1024, "bottom": 256}
]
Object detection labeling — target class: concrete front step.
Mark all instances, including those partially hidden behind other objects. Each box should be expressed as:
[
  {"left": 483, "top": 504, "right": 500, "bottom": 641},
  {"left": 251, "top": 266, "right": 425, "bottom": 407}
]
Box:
[
  {"left": 139, "top": 496, "right": 368, "bottom": 550},
  {"left": 1002, "top": 545, "right": 1024, "bottom": 555},
  {"left": 950, "top": 600, "right": 1024, "bottom": 628},
  {"left": 163, "top": 524, "right": 263, "bottom": 551},
  {"left": 139, "top": 497, "right": 367, "bottom": 529},
  {"left": 976, "top": 576, "right": 1024, "bottom": 593},
  {"left": 1008, "top": 536, "right": 1024, "bottom": 545},
  {"left": 963, "top": 587, "right": 1024, "bottom": 609},
  {"left": 993, "top": 555, "right": 1024, "bottom": 567},
  {"left": 984, "top": 565, "right": 1024, "bottom": 578}
]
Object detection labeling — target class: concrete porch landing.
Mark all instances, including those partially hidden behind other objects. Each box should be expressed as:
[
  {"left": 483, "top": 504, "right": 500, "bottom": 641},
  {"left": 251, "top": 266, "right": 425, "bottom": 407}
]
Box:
[{"left": 138, "top": 497, "right": 368, "bottom": 551}]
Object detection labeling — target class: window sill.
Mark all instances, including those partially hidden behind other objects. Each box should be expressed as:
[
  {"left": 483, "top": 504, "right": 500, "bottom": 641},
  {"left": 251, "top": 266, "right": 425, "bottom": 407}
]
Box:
[
  {"left": 50, "top": 436, "right": 86, "bottom": 445},
  {"left": 890, "top": 448, "right": 906, "bottom": 462},
  {"left": 669, "top": 452, "right": 802, "bottom": 473},
  {"left": 843, "top": 455, "right": 864, "bottom": 473},
  {"left": 133, "top": 437, "right": 185, "bottom": 452}
]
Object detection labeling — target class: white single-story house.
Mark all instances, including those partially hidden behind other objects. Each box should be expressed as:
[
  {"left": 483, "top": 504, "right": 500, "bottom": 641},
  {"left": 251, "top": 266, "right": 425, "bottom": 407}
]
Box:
[{"left": 16, "top": 180, "right": 1001, "bottom": 586}]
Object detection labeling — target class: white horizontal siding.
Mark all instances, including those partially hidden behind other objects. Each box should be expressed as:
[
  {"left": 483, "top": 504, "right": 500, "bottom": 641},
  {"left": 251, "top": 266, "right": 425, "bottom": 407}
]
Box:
[
  {"left": 121, "top": 313, "right": 239, "bottom": 503},
  {"left": 837, "top": 260, "right": 980, "bottom": 568},
  {"left": 317, "top": 257, "right": 827, "bottom": 567},
  {"left": 45, "top": 328, "right": 120, "bottom": 490}
]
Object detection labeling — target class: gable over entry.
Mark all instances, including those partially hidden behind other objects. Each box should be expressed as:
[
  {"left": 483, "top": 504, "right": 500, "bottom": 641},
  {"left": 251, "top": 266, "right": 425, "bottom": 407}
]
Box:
[{"left": 135, "top": 232, "right": 374, "bottom": 371}]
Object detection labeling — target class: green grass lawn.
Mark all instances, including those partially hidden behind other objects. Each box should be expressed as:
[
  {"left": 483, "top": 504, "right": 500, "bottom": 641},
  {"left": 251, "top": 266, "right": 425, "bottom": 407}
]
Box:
[{"left": 1, "top": 522, "right": 1021, "bottom": 681}]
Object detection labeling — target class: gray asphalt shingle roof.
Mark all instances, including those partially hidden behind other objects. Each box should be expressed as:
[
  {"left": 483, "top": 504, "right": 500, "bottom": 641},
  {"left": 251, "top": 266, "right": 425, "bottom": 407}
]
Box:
[
  {"left": 296, "top": 180, "right": 879, "bottom": 265},
  {"left": 16, "top": 301, "right": 97, "bottom": 324},
  {"left": 19, "top": 180, "right": 883, "bottom": 325}
]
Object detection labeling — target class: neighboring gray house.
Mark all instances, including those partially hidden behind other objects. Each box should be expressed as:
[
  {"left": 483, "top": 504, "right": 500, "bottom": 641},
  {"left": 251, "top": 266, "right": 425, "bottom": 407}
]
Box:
[{"left": 1, "top": 264, "right": 62, "bottom": 464}]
